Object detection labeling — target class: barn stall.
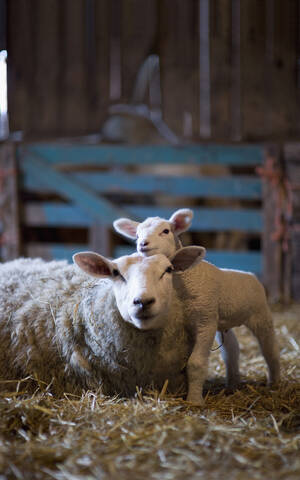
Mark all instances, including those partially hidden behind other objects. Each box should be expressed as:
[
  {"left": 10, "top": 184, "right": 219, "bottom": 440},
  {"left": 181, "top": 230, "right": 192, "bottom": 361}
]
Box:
[{"left": 0, "top": 1, "right": 299, "bottom": 479}]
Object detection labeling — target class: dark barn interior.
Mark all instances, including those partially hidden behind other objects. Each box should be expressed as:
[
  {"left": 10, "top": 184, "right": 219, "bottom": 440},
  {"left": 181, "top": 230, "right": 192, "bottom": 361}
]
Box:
[{"left": 0, "top": 1, "right": 299, "bottom": 479}]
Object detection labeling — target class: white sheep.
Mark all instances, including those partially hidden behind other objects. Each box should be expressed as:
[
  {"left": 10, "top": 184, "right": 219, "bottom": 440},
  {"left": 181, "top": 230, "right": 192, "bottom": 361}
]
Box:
[
  {"left": 0, "top": 249, "right": 202, "bottom": 397},
  {"left": 114, "top": 210, "right": 281, "bottom": 403}
]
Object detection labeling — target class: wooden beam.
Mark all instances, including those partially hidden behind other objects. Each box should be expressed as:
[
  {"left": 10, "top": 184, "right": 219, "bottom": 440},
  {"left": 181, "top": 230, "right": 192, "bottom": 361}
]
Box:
[
  {"left": 262, "top": 145, "right": 282, "bottom": 301},
  {"left": 89, "top": 223, "right": 113, "bottom": 258},
  {"left": 23, "top": 171, "right": 262, "bottom": 200},
  {"left": 21, "top": 144, "right": 264, "bottom": 167},
  {"left": 25, "top": 203, "right": 262, "bottom": 233}
]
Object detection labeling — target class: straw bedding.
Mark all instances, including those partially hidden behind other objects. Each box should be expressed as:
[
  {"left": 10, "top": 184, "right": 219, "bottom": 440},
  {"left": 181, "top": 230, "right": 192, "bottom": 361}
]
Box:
[{"left": 0, "top": 304, "right": 299, "bottom": 480}]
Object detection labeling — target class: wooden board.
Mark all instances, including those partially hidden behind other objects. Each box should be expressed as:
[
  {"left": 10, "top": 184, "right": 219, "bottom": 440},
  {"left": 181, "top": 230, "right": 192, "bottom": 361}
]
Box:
[
  {"left": 7, "top": 0, "right": 35, "bottom": 134},
  {"left": 284, "top": 143, "right": 300, "bottom": 301},
  {"left": 241, "top": 0, "right": 267, "bottom": 140},
  {"left": 210, "top": 0, "right": 231, "bottom": 140},
  {"left": 261, "top": 146, "right": 282, "bottom": 301},
  {"left": 22, "top": 143, "right": 264, "bottom": 166},
  {"left": 60, "top": 0, "right": 87, "bottom": 135},
  {"left": 121, "top": 0, "right": 156, "bottom": 103},
  {"left": 159, "top": 0, "right": 197, "bottom": 138},
  {"left": 269, "top": 0, "right": 298, "bottom": 138},
  {"left": 23, "top": 171, "right": 262, "bottom": 200},
  {"left": 0, "top": 143, "right": 20, "bottom": 260},
  {"left": 31, "top": 0, "right": 60, "bottom": 136},
  {"left": 89, "top": 0, "right": 110, "bottom": 130},
  {"left": 25, "top": 203, "right": 263, "bottom": 233}
]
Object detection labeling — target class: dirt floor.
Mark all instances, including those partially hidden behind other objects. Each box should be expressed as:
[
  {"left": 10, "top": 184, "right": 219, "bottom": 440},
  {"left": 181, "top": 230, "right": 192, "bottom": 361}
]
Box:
[{"left": 0, "top": 304, "right": 299, "bottom": 480}]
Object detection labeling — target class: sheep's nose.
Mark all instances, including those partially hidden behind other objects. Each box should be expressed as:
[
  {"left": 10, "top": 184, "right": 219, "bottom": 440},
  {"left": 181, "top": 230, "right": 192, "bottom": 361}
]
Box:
[
  {"left": 139, "top": 240, "right": 149, "bottom": 247},
  {"left": 133, "top": 297, "right": 156, "bottom": 308}
]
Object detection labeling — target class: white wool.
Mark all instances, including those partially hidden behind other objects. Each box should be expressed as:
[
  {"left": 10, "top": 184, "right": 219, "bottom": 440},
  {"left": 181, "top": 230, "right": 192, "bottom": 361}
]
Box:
[{"left": 0, "top": 256, "right": 196, "bottom": 396}]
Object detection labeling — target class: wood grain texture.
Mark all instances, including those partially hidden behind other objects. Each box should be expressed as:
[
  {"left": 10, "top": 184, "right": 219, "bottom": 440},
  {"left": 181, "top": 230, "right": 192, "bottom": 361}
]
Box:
[{"left": 0, "top": 143, "right": 20, "bottom": 260}]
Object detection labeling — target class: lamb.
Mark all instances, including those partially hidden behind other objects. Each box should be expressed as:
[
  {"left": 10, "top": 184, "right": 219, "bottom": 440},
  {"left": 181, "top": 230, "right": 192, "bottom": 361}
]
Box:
[
  {"left": 113, "top": 209, "right": 281, "bottom": 403},
  {"left": 0, "top": 248, "right": 202, "bottom": 397}
]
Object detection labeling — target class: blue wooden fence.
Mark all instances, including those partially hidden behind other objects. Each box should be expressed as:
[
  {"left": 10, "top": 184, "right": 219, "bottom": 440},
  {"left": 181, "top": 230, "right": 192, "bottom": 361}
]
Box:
[{"left": 18, "top": 143, "right": 264, "bottom": 274}]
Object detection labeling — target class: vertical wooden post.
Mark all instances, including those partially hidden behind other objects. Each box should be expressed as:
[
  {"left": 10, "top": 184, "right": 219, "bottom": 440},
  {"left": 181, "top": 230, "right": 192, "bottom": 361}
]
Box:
[
  {"left": 89, "top": 223, "right": 113, "bottom": 258},
  {"left": 0, "top": 142, "right": 20, "bottom": 261},
  {"left": 231, "top": 0, "right": 241, "bottom": 141},
  {"left": 262, "top": 145, "right": 282, "bottom": 302},
  {"left": 284, "top": 143, "right": 300, "bottom": 302},
  {"left": 199, "top": 0, "right": 211, "bottom": 139}
]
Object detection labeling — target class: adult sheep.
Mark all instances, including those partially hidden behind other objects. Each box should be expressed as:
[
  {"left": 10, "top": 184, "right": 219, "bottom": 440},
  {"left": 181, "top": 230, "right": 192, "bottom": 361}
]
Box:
[
  {"left": 0, "top": 248, "right": 202, "bottom": 397},
  {"left": 113, "top": 209, "right": 281, "bottom": 402}
]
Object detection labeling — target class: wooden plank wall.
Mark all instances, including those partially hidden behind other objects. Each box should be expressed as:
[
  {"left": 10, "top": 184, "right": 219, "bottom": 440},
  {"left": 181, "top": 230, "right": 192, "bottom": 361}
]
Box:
[{"left": 6, "top": 0, "right": 300, "bottom": 142}]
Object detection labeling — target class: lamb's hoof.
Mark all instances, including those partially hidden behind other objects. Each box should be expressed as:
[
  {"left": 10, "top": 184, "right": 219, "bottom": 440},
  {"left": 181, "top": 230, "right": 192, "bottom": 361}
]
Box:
[
  {"left": 186, "top": 395, "right": 204, "bottom": 407},
  {"left": 225, "top": 381, "right": 241, "bottom": 394},
  {"left": 267, "top": 378, "right": 280, "bottom": 387}
]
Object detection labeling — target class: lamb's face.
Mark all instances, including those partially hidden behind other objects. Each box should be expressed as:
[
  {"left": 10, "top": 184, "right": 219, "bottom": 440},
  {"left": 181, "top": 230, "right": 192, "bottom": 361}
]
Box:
[
  {"left": 113, "top": 209, "right": 194, "bottom": 260},
  {"left": 136, "top": 217, "right": 177, "bottom": 259},
  {"left": 112, "top": 254, "right": 174, "bottom": 330}
]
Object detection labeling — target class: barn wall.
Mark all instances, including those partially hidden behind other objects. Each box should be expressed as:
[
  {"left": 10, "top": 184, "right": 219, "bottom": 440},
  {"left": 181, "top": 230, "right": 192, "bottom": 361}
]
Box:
[{"left": 6, "top": 0, "right": 300, "bottom": 141}]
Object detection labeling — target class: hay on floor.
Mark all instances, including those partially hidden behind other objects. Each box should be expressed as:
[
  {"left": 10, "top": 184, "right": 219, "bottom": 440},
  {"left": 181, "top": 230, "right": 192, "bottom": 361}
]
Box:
[{"left": 0, "top": 304, "right": 299, "bottom": 480}]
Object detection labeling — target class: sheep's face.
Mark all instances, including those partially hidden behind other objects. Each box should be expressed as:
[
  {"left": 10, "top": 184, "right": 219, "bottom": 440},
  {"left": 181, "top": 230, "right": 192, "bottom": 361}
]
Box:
[
  {"left": 113, "top": 209, "right": 194, "bottom": 259},
  {"left": 73, "top": 246, "right": 205, "bottom": 331},
  {"left": 112, "top": 254, "right": 174, "bottom": 330}
]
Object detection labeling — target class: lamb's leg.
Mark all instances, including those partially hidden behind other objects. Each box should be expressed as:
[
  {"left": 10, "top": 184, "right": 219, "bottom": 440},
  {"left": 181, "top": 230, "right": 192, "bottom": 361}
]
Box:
[
  {"left": 246, "top": 309, "right": 280, "bottom": 384},
  {"left": 216, "top": 328, "right": 240, "bottom": 388},
  {"left": 186, "top": 322, "right": 217, "bottom": 405}
]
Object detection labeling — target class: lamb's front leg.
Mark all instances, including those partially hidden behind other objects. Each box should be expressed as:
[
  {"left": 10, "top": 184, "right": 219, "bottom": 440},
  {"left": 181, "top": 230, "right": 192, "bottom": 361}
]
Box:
[{"left": 186, "top": 321, "right": 217, "bottom": 406}]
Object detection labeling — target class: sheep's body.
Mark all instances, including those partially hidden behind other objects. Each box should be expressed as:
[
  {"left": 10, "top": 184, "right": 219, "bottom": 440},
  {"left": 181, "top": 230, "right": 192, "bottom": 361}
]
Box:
[
  {"left": 0, "top": 257, "right": 191, "bottom": 396},
  {"left": 113, "top": 210, "right": 280, "bottom": 404},
  {"left": 173, "top": 259, "right": 280, "bottom": 402}
]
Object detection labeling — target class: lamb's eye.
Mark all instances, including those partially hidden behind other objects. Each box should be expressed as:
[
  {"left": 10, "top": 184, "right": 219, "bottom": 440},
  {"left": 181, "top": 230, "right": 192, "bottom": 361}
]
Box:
[
  {"left": 163, "top": 229, "right": 170, "bottom": 234},
  {"left": 165, "top": 266, "right": 173, "bottom": 274}
]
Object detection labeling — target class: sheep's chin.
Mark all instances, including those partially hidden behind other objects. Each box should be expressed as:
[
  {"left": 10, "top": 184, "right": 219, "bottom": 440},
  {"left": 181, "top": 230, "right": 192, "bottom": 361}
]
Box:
[{"left": 129, "top": 315, "right": 165, "bottom": 331}]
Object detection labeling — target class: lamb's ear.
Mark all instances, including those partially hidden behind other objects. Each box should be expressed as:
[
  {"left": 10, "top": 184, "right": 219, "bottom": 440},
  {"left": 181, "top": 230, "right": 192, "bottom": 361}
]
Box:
[
  {"left": 169, "top": 209, "right": 193, "bottom": 234},
  {"left": 73, "top": 251, "right": 115, "bottom": 278},
  {"left": 171, "top": 246, "right": 206, "bottom": 272},
  {"left": 113, "top": 218, "right": 140, "bottom": 239}
]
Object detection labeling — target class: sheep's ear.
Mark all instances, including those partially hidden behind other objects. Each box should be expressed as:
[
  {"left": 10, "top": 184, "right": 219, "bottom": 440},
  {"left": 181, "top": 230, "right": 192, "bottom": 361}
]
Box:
[
  {"left": 113, "top": 218, "right": 140, "bottom": 239},
  {"left": 169, "top": 209, "right": 193, "bottom": 234},
  {"left": 73, "top": 252, "right": 115, "bottom": 278},
  {"left": 171, "top": 246, "right": 206, "bottom": 272}
]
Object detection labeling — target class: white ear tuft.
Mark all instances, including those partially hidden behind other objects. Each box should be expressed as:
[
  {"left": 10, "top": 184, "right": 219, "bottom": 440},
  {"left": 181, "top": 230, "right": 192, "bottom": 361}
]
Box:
[
  {"left": 113, "top": 218, "right": 140, "bottom": 240},
  {"left": 169, "top": 209, "right": 193, "bottom": 234},
  {"left": 171, "top": 246, "right": 206, "bottom": 272}
]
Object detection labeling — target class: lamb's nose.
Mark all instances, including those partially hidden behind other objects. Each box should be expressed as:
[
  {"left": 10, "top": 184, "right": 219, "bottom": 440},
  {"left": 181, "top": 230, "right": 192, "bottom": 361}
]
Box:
[
  {"left": 133, "top": 297, "right": 156, "bottom": 308},
  {"left": 140, "top": 240, "right": 149, "bottom": 247}
]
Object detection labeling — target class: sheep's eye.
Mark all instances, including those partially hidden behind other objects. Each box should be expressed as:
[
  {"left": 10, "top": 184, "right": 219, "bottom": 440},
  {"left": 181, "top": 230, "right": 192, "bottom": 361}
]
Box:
[
  {"left": 163, "top": 229, "right": 170, "bottom": 234},
  {"left": 165, "top": 266, "right": 173, "bottom": 274},
  {"left": 113, "top": 269, "right": 126, "bottom": 282}
]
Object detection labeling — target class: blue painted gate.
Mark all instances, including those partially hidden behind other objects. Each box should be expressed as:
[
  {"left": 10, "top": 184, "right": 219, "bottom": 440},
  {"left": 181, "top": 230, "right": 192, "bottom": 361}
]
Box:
[{"left": 18, "top": 143, "right": 265, "bottom": 275}]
